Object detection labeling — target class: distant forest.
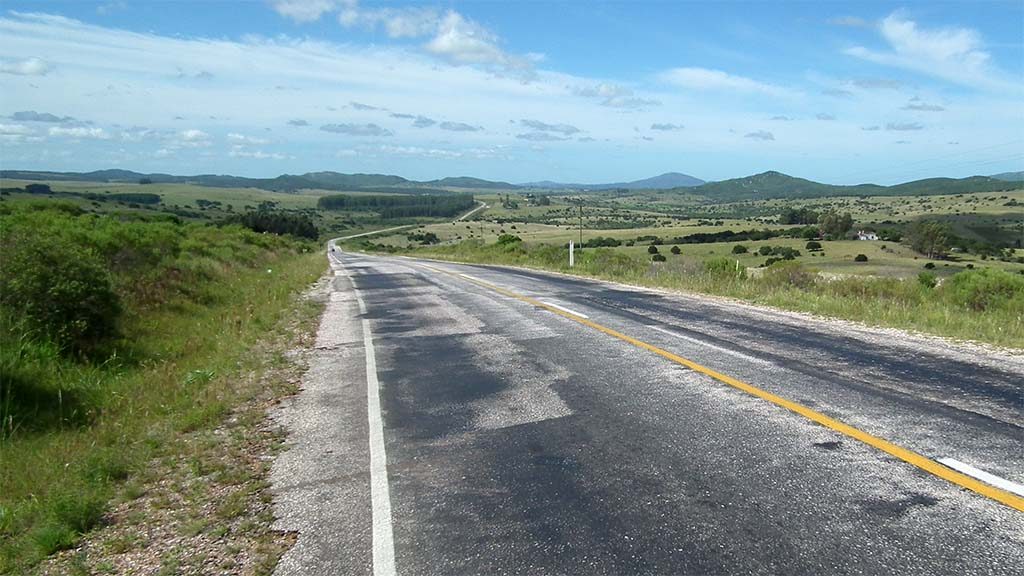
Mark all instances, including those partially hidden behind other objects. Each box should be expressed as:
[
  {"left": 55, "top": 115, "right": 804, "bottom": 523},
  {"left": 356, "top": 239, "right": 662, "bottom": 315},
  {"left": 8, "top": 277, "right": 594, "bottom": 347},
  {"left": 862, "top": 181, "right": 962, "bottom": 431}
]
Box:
[{"left": 318, "top": 193, "right": 475, "bottom": 219}]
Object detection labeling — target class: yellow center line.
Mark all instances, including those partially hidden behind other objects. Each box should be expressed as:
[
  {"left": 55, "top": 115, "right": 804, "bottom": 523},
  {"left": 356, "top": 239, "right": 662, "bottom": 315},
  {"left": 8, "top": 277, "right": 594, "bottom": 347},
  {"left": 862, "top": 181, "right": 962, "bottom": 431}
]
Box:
[{"left": 416, "top": 261, "right": 1024, "bottom": 513}]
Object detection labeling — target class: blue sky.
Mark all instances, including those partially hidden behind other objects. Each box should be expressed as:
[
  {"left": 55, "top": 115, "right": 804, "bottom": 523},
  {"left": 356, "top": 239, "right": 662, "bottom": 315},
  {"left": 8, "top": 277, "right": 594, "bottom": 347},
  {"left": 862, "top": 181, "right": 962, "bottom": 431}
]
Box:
[{"left": 0, "top": 1, "right": 1021, "bottom": 184}]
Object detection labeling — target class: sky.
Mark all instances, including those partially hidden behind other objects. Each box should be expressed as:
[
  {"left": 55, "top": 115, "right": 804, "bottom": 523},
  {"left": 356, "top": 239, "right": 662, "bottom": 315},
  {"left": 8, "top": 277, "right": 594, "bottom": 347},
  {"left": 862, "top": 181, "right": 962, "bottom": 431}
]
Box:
[{"left": 0, "top": 1, "right": 1021, "bottom": 185}]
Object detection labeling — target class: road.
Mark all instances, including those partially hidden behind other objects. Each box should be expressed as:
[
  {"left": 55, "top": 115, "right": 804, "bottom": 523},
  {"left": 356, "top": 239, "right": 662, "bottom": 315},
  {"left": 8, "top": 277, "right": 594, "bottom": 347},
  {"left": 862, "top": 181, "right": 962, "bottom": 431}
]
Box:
[
  {"left": 455, "top": 201, "right": 488, "bottom": 222},
  {"left": 271, "top": 248, "right": 1024, "bottom": 576}
]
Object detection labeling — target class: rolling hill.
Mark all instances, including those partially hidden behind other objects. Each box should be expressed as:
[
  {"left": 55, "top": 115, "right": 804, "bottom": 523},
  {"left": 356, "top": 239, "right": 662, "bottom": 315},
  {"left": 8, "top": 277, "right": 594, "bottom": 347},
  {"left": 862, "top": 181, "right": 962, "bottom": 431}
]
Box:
[
  {"left": 522, "top": 172, "right": 705, "bottom": 190},
  {"left": 682, "top": 171, "right": 1020, "bottom": 202}
]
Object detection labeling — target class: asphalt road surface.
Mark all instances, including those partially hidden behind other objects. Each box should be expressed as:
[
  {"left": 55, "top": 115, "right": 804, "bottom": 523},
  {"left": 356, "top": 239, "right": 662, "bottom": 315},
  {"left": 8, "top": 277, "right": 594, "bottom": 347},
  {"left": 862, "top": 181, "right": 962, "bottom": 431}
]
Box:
[{"left": 271, "top": 248, "right": 1024, "bottom": 576}]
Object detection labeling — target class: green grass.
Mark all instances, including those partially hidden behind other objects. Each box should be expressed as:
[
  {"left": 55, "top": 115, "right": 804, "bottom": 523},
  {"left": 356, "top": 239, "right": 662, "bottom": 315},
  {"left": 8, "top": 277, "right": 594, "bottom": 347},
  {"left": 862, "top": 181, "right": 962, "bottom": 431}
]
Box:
[{"left": 0, "top": 215, "right": 324, "bottom": 573}]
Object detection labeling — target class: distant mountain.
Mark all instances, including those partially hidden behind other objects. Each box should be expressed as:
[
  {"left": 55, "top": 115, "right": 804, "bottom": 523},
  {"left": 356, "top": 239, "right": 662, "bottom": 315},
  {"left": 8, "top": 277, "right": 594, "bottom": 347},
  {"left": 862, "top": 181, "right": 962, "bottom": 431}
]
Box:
[
  {"left": 990, "top": 171, "right": 1024, "bottom": 182},
  {"left": 683, "top": 171, "right": 1019, "bottom": 202},
  {"left": 521, "top": 172, "right": 705, "bottom": 190},
  {"left": 0, "top": 169, "right": 516, "bottom": 193},
  {"left": 426, "top": 176, "right": 519, "bottom": 189}
]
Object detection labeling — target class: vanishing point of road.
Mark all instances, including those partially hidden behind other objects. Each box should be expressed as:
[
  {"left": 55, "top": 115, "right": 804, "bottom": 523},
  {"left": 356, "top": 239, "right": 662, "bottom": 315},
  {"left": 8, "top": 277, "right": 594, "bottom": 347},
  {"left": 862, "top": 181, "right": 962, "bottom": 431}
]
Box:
[{"left": 271, "top": 246, "right": 1024, "bottom": 576}]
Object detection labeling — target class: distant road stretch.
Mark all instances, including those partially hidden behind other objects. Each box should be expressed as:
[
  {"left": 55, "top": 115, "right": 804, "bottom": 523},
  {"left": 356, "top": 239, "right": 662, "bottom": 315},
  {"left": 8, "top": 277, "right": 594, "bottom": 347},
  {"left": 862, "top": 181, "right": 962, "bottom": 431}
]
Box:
[
  {"left": 271, "top": 247, "right": 1024, "bottom": 576},
  {"left": 455, "top": 201, "right": 488, "bottom": 222}
]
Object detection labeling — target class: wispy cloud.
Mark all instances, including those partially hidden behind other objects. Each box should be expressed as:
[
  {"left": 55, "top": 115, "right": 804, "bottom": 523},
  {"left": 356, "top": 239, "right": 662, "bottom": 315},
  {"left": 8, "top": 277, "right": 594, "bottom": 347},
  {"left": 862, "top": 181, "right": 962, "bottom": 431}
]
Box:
[
  {"left": 0, "top": 56, "right": 51, "bottom": 76},
  {"left": 320, "top": 123, "right": 393, "bottom": 136},
  {"left": 902, "top": 97, "right": 945, "bottom": 111},
  {"left": 829, "top": 16, "right": 870, "bottom": 28},
  {"left": 518, "top": 119, "right": 579, "bottom": 135},
  {"left": 10, "top": 110, "right": 82, "bottom": 124},
  {"left": 744, "top": 130, "right": 775, "bottom": 141},
  {"left": 48, "top": 126, "right": 110, "bottom": 139},
  {"left": 660, "top": 67, "right": 791, "bottom": 97},
  {"left": 227, "top": 132, "right": 270, "bottom": 144},
  {"left": 287, "top": 119, "right": 309, "bottom": 126},
  {"left": 516, "top": 132, "right": 568, "bottom": 142},
  {"left": 650, "top": 123, "right": 684, "bottom": 131},
  {"left": 845, "top": 11, "right": 1016, "bottom": 92},
  {"left": 573, "top": 83, "right": 659, "bottom": 109},
  {"left": 886, "top": 122, "right": 923, "bottom": 131},
  {"left": 439, "top": 121, "right": 481, "bottom": 132},
  {"left": 816, "top": 113, "right": 836, "bottom": 121}
]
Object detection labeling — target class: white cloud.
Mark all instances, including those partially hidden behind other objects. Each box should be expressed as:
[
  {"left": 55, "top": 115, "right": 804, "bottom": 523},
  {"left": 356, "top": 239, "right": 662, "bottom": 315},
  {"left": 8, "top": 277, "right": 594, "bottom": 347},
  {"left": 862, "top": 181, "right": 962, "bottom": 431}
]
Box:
[
  {"left": 650, "top": 123, "right": 684, "bottom": 131},
  {"left": 845, "top": 11, "right": 1016, "bottom": 92},
  {"left": 0, "top": 56, "right": 51, "bottom": 76},
  {"left": 48, "top": 126, "right": 110, "bottom": 139},
  {"left": 320, "top": 123, "right": 393, "bottom": 136},
  {"left": 438, "top": 121, "right": 481, "bottom": 132},
  {"left": 660, "top": 67, "right": 790, "bottom": 97},
  {"left": 271, "top": 0, "right": 336, "bottom": 23},
  {"left": 518, "top": 119, "right": 579, "bottom": 135},
  {"left": 744, "top": 130, "right": 775, "bottom": 141},
  {"left": 573, "top": 82, "right": 660, "bottom": 109},
  {"left": 229, "top": 146, "right": 288, "bottom": 160},
  {"left": 228, "top": 132, "right": 270, "bottom": 144},
  {"left": 425, "top": 11, "right": 525, "bottom": 71},
  {"left": 0, "top": 123, "right": 33, "bottom": 135}
]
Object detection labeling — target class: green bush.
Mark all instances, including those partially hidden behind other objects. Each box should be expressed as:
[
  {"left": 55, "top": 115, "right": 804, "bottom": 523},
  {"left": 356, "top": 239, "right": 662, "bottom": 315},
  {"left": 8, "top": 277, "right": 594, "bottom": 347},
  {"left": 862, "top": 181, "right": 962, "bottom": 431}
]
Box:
[
  {"left": 704, "top": 257, "right": 746, "bottom": 280},
  {"left": 805, "top": 241, "right": 822, "bottom": 250},
  {"left": 760, "top": 261, "right": 817, "bottom": 290},
  {"left": 758, "top": 245, "right": 772, "bottom": 256},
  {"left": 651, "top": 253, "right": 666, "bottom": 262},
  {"left": 917, "top": 272, "right": 938, "bottom": 289},
  {"left": 941, "top": 268, "right": 1024, "bottom": 312},
  {"left": 731, "top": 244, "right": 748, "bottom": 254},
  {"left": 670, "top": 246, "right": 681, "bottom": 255},
  {"left": 0, "top": 225, "right": 121, "bottom": 353},
  {"left": 647, "top": 245, "right": 659, "bottom": 254},
  {"left": 854, "top": 254, "right": 868, "bottom": 262},
  {"left": 924, "top": 262, "right": 936, "bottom": 269}
]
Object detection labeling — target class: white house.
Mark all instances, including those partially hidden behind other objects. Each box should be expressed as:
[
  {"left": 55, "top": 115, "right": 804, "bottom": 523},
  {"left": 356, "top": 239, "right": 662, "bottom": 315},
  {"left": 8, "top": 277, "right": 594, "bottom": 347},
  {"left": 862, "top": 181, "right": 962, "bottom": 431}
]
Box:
[{"left": 856, "top": 230, "right": 879, "bottom": 241}]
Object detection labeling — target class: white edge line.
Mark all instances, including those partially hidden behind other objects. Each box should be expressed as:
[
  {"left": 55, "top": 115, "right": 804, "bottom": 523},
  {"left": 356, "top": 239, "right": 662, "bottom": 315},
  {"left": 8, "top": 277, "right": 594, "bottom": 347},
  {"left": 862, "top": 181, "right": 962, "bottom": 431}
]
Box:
[
  {"left": 539, "top": 300, "right": 590, "bottom": 319},
  {"left": 352, "top": 279, "right": 397, "bottom": 576},
  {"left": 648, "top": 325, "right": 773, "bottom": 366},
  {"left": 937, "top": 457, "right": 1024, "bottom": 497}
]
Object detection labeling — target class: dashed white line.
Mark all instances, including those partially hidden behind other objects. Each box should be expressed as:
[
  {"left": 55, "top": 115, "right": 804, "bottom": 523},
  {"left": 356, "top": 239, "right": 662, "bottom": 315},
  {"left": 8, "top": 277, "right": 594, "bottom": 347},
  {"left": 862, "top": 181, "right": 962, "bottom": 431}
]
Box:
[
  {"left": 539, "top": 300, "right": 590, "bottom": 319},
  {"left": 352, "top": 281, "right": 397, "bottom": 576},
  {"left": 647, "top": 325, "right": 773, "bottom": 366},
  {"left": 937, "top": 458, "right": 1024, "bottom": 497}
]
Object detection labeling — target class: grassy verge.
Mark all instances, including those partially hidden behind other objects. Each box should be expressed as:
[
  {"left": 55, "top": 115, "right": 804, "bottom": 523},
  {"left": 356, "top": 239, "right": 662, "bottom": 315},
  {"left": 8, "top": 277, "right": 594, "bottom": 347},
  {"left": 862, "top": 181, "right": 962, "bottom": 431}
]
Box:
[
  {"left": 0, "top": 204, "right": 326, "bottom": 573},
  {"left": 364, "top": 237, "right": 1024, "bottom": 349}
]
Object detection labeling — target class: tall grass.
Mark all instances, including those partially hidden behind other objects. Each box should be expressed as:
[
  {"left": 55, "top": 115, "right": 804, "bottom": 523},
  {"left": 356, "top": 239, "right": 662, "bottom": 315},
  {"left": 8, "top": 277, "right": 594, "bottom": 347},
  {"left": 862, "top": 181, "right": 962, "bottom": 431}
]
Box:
[
  {"left": 382, "top": 238, "right": 1024, "bottom": 348},
  {"left": 0, "top": 204, "right": 325, "bottom": 572}
]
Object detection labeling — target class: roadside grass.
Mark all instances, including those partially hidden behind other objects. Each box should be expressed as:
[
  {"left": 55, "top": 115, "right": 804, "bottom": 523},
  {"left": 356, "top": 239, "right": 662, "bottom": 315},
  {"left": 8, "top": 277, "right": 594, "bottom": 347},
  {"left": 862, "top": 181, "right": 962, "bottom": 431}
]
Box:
[
  {"left": 0, "top": 206, "right": 325, "bottom": 573},
  {"left": 372, "top": 238, "right": 1024, "bottom": 349}
]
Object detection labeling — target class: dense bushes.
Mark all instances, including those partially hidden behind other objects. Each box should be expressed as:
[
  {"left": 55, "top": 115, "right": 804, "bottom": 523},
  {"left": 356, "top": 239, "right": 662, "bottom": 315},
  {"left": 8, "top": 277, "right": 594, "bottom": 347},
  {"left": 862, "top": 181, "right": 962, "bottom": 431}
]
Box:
[
  {"left": 318, "top": 193, "right": 474, "bottom": 218},
  {"left": 943, "top": 267, "right": 1024, "bottom": 311},
  {"left": 224, "top": 210, "right": 318, "bottom": 239},
  {"left": 0, "top": 204, "right": 312, "bottom": 426}
]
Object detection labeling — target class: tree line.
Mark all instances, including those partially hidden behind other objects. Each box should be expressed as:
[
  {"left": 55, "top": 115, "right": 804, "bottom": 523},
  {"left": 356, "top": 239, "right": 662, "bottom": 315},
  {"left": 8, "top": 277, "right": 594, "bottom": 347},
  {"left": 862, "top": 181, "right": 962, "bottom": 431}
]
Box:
[{"left": 317, "top": 193, "right": 475, "bottom": 219}]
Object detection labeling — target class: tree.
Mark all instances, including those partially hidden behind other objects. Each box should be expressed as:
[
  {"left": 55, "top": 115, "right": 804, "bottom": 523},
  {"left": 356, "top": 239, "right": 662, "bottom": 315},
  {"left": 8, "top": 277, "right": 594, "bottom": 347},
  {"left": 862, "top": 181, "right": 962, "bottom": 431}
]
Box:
[
  {"left": 647, "top": 245, "right": 659, "bottom": 254},
  {"left": 670, "top": 245, "right": 681, "bottom": 255},
  {"left": 818, "top": 211, "right": 853, "bottom": 239},
  {"left": 906, "top": 221, "right": 949, "bottom": 259}
]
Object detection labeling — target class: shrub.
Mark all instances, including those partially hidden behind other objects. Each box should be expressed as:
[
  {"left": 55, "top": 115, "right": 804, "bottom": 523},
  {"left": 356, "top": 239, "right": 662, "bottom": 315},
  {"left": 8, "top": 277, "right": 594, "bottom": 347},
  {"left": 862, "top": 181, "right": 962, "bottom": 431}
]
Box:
[
  {"left": 758, "top": 246, "right": 773, "bottom": 256},
  {"left": 651, "top": 253, "right": 666, "bottom": 262},
  {"left": 924, "top": 262, "right": 936, "bottom": 269},
  {"left": 495, "top": 234, "right": 522, "bottom": 245},
  {"left": 941, "top": 268, "right": 1024, "bottom": 311},
  {"left": 704, "top": 257, "right": 746, "bottom": 280},
  {"left": 1, "top": 228, "right": 121, "bottom": 354},
  {"left": 854, "top": 254, "right": 868, "bottom": 262},
  {"left": 805, "top": 241, "right": 822, "bottom": 250},
  {"left": 761, "top": 261, "right": 817, "bottom": 290},
  {"left": 917, "top": 272, "right": 938, "bottom": 289},
  {"left": 670, "top": 246, "right": 681, "bottom": 255},
  {"left": 731, "top": 244, "right": 748, "bottom": 254},
  {"left": 647, "top": 245, "right": 659, "bottom": 254}
]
